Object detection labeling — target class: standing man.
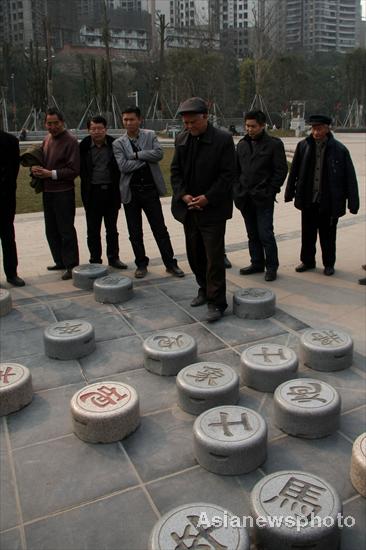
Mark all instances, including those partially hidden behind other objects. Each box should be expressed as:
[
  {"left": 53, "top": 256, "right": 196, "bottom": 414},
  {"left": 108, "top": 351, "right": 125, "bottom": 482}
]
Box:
[
  {"left": 31, "top": 108, "right": 79, "bottom": 280},
  {"left": 235, "top": 110, "right": 288, "bottom": 281},
  {"left": 0, "top": 130, "right": 25, "bottom": 286},
  {"left": 285, "top": 115, "right": 359, "bottom": 276},
  {"left": 171, "top": 97, "right": 235, "bottom": 322},
  {"left": 113, "top": 106, "right": 184, "bottom": 279},
  {"left": 80, "top": 115, "right": 127, "bottom": 269}
]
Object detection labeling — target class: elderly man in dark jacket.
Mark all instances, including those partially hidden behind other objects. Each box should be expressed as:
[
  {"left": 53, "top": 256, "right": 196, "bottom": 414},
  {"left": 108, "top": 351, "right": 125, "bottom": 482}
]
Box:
[
  {"left": 80, "top": 115, "right": 126, "bottom": 268},
  {"left": 171, "top": 97, "right": 236, "bottom": 322},
  {"left": 0, "top": 130, "right": 25, "bottom": 286},
  {"left": 285, "top": 114, "right": 359, "bottom": 276},
  {"left": 235, "top": 110, "right": 288, "bottom": 281}
]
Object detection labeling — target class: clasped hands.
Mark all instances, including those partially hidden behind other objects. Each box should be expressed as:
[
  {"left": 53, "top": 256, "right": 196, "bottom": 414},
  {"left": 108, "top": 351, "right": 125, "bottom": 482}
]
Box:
[
  {"left": 182, "top": 194, "right": 208, "bottom": 211},
  {"left": 31, "top": 166, "right": 53, "bottom": 179}
]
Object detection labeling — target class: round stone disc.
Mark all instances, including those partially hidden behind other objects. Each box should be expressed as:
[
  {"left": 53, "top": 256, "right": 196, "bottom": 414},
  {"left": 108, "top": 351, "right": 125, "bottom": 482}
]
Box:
[
  {"left": 0, "top": 363, "right": 33, "bottom": 416},
  {"left": 94, "top": 275, "right": 133, "bottom": 304},
  {"left": 350, "top": 432, "right": 366, "bottom": 497},
  {"left": 71, "top": 381, "right": 140, "bottom": 443},
  {"left": 0, "top": 288, "right": 12, "bottom": 317},
  {"left": 300, "top": 328, "right": 353, "bottom": 371},
  {"left": 241, "top": 343, "right": 298, "bottom": 392},
  {"left": 143, "top": 331, "right": 197, "bottom": 376},
  {"left": 177, "top": 362, "right": 240, "bottom": 415},
  {"left": 273, "top": 378, "right": 341, "bottom": 438},
  {"left": 193, "top": 405, "right": 267, "bottom": 475},
  {"left": 233, "top": 287, "right": 275, "bottom": 319},
  {"left": 250, "top": 470, "right": 342, "bottom": 550},
  {"left": 44, "top": 319, "right": 96, "bottom": 360},
  {"left": 149, "top": 502, "right": 250, "bottom": 550},
  {"left": 72, "top": 264, "right": 109, "bottom": 290}
]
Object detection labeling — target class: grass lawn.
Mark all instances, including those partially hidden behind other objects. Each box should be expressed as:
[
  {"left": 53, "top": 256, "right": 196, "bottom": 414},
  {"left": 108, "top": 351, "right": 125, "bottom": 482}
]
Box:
[{"left": 16, "top": 147, "right": 175, "bottom": 214}]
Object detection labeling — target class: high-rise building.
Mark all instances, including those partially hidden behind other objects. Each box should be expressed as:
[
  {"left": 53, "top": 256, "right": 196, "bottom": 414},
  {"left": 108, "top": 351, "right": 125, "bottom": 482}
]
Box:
[
  {"left": 0, "top": 0, "right": 46, "bottom": 47},
  {"left": 209, "top": 0, "right": 257, "bottom": 57},
  {"left": 284, "top": 0, "right": 361, "bottom": 54}
]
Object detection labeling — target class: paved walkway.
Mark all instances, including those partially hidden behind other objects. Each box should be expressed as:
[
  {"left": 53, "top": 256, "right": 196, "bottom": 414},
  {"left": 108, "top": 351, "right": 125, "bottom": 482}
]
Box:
[{"left": 0, "top": 133, "right": 365, "bottom": 550}]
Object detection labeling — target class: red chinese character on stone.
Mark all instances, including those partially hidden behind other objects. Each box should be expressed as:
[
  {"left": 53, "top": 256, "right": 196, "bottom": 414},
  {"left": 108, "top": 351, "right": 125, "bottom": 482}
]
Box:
[
  {"left": 0, "top": 366, "right": 17, "bottom": 384},
  {"left": 80, "top": 386, "right": 127, "bottom": 408}
]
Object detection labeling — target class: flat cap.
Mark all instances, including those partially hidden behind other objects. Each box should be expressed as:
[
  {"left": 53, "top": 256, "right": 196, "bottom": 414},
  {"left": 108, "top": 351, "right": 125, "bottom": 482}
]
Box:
[
  {"left": 177, "top": 97, "right": 208, "bottom": 115},
  {"left": 307, "top": 114, "right": 332, "bottom": 126}
]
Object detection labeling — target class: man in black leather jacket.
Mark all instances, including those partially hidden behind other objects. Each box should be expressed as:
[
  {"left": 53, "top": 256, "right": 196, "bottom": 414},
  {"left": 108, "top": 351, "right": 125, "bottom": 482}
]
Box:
[
  {"left": 235, "top": 110, "right": 288, "bottom": 281},
  {"left": 285, "top": 115, "right": 359, "bottom": 276}
]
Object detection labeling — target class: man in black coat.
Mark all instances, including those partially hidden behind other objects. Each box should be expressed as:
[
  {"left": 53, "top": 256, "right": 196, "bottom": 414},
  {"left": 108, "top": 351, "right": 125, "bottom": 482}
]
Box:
[
  {"left": 235, "top": 110, "right": 288, "bottom": 281},
  {"left": 80, "top": 116, "right": 127, "bottom": 268},
  {"left": 0, "top": 130, "right": 25, "bottom": 286},
  {"left": 171, "top": 97, "right": 236, "bottom": 322},
  {"left": 285, "top": 115, "right": 359, "bottom": 276}
]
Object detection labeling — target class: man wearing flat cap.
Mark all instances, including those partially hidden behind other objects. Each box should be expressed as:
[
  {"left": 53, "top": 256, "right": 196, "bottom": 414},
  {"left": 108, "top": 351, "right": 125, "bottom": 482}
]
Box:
[
  {"left": 171, "top": 97, "right": 236, "bottom": 322},
  {"left": 285, "top": 114, "right": 359, "bottom": 275}
]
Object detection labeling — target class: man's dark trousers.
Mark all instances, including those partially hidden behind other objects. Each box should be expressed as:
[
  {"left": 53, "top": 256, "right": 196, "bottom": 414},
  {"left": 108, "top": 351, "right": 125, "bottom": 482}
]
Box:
[
  {"left": 85, "top": 186, "right": 119, "bottom": 263},
  {"left": 43, "top": 190, "right": 79, "bottom": 269},
  {"left": 124, "top": 187, "right": 176, "bottom": 269},
  {"left": 300, "top": 204, "right": 338, "bottom": 268},
  {"left": 184, "top": 213, "right": 227, "bottom": 310},
  {"left": 241, "top": 196, "right": 278, "bottom": 269},
  {"left": 0, "top": 191, "right": 18, "bottom": 278}
]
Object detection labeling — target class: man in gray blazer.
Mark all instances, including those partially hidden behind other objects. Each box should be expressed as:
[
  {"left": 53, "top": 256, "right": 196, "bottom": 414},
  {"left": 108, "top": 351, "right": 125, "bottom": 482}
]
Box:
[{"left": 113, "top": 107, "right": 184, "bottom": 278}]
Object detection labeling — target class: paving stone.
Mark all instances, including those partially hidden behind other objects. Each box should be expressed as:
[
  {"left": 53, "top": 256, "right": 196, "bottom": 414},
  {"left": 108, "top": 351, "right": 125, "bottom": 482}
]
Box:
[
  {"left": 341, "top": 496, "right": 366, "bottom": 550},
  {"left": 153, "top": 323, "right": 226, "bottom": 356},
  {"left": 340, "top": 406, "right": 366, "bottom": 440},
  {"left": 300, "top": 328, "right": 353, "bottom": 371},
  {"left": 0, "top": 453, "right": 19, "bottom": 530},
  {"left": 89, "top": 313, "right": 135, "bottom": 343},
  {"left": 13, "top": 435, "right": 139, "bottom": 521},
  {"left": 177, "top": 362, "right": 239, "bottom": 415},
  {"left": 7, "top": 383, "right": 84, "bottom": 449},
  {"left": 122, "top": 410, "right": 195, "bottom": 482},
  {"left": 123, "top": 304, "right": 194, "bottom": 334},
  {"left": 147, "top": 466, "right": 262, "bottom": 519},
  {"left": 148, "top": 502, "right": 250, "bottom": 550},
  {"left": 193, "top": 406, "right": 267, "bottom": 475},
  {"left": 94, "top": 275, "right": 133, "bottom": 304},
  {"left": 350, "top": 433, "right": 366, "bottom": 497},
  {"left": 0, "top": 288, "right": 12, "bottom": 316},
  {"left": 0, "top": 528, "right": 22, "bottom": 550},
  {"left": 49, "top": 295, "right": 115, "bottom": 320},
  {"left": 79, "top": 335, "right": 144, "bottom": 380},
  {"left": 0, "top": 303, "right": 55, "bottom": 333},
  {"left": 108, "top": 369, "right": 177, "bottom": 415},
  {"left": 0, "top": 328, "right": 44, "bottom": 359},
  {"left": 250, "top": 471, "right": 342, "bottom": 549},
  {"left": 158, "top": 276, "right": 199, "bottom": 302},
  {"left": 116, "top": 287, "right": 172, "bottom": 311},
  {"left": 143, "top": 331, "right": 197, "bottom": 376},
  {"left": 272, "top": 308, "right": 309, "bottom": 331},
  {"left": 205, "top": 316, "right": 286, "bottom": 347},
  {"left": 233, "top": 287, "right": 275, "bottom": 319},
  {"left": 44, "top": 320, "right": 96, "bottom": 360},
  {"left": 0, "top": 363, "right": 33, "bottom": 416},
  {"left": 273, "top": 378, "right": 341, "bottom": 438},
  {"left": 24, "top": 487, "right": 157, "bottom": 550},
  {"left": 72, "top": 264, "right": 109, "bottom": 290},
  {"left": 240, "top": 343, "right": 298, "bottom": 392},
  {"left": 71, "top": 382, "right": 140, "bottom": 443}
]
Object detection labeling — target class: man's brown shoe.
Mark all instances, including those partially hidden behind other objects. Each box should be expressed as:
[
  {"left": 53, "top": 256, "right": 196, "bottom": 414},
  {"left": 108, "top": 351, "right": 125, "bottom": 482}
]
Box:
[{"left": 135, "top": 267, "right": 147, "bottom": 279}]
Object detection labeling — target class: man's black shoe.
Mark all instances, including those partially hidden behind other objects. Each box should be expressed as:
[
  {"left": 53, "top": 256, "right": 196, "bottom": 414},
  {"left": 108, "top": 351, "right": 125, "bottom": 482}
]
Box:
[
  {"left": 7, "top": 275, "right": 25, "bottom": 287},
  {"left": 295, "top": 263, "right": 315, "bottom": 272},
  {"left": 190, "top": 293, "right": 207, "bottom": 307},
  {"left": 265, "top": 270, "right": 277, "bottom": 281},
  {"left": 166, "top": 265, "right": 185, "bottom": 278},
  {"left": 47, "top": 264, "right": 64, "bottom": 271},
  {"left": 359, "top": 277, "right": 366, "bottom": 285},
  {"left": 239, "top": 265, "right": 264, "bottom": 275},
  {"left": 224, "top": 255, "right": 232, "bottom": 269},
  {"left": 324, "top": 266, "right": 335, "bottom": 276},
  {"left": 109, "top": 259, "right": 128, "bottom": 269},
  {"left": 61, "top": 269, "right": 72, "bottom": 281},
  {"left": 206, "top": 305, "right": 224, "bottom": 323},
  {"left": 135, "top": 267, "right": 147, "bottom": 279}
]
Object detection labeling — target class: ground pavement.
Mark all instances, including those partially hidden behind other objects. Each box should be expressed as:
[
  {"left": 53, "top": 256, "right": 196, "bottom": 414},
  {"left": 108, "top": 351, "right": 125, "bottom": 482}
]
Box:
[{"left": 0, "top": 133, "right": 365, "bottom": 549}]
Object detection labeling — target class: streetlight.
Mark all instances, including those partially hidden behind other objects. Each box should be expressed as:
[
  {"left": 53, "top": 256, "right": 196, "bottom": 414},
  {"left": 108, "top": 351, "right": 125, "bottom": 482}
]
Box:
[{"left": 10, "top": 73, "right": 17, "bottom": 131}]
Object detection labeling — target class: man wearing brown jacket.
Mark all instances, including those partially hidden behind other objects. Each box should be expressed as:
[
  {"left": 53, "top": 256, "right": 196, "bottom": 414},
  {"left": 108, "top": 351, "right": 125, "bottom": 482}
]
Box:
[{"left": 32, "top": 108, "right": 79, "bottom": 280}]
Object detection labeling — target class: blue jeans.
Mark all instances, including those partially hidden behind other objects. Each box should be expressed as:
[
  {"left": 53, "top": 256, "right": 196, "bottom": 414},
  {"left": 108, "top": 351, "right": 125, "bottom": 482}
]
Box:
[{"left": 241, "top": 197, "right": 279, "bottom": 270}]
